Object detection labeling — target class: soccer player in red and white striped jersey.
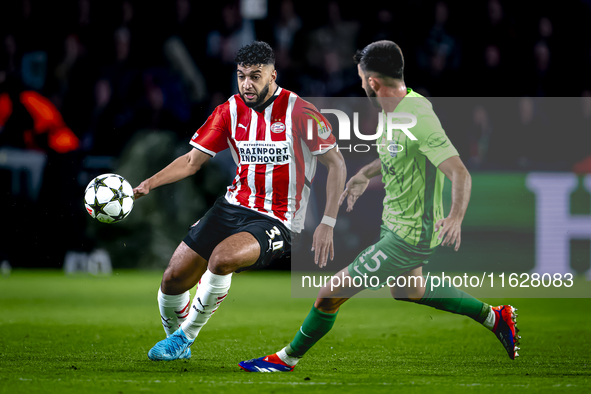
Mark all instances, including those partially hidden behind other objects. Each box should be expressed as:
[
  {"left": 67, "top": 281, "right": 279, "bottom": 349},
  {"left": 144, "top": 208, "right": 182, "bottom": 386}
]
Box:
[
  {"left": 133, "top": 41, "right": 346, "bottom": 361},
  {"left": 189, "top": 73, "right": 336, "bottom": 233}
]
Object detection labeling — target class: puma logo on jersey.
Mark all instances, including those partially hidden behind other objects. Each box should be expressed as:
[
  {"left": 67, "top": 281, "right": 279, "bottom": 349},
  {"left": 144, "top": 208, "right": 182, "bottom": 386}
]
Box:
[{"left": 238, "top": 123, "right": 247, "bottom": 130}]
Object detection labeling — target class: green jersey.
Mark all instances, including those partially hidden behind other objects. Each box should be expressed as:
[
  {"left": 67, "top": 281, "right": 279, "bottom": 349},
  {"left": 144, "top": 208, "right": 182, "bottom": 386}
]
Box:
[{"left": 378, "top": 88, "right": 458, "bottom": 249}]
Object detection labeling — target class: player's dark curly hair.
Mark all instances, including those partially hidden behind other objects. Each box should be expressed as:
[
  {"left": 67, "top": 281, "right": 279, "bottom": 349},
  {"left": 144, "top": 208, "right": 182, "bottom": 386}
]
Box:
[
  {"left": 353, "top": 40, "right": 404, "bottom": 80},
  {"left": 234, "top": 41, "right": 275, "bottom": 66}
]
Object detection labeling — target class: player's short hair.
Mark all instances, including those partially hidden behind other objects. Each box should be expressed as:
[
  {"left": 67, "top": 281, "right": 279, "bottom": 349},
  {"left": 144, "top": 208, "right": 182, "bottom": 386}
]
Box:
[
  {"left": 235, "top": 41, "right": 275, "bottom": 67},
  {"left": 353, "top": 40, "right": 404, "bottom": 80}
]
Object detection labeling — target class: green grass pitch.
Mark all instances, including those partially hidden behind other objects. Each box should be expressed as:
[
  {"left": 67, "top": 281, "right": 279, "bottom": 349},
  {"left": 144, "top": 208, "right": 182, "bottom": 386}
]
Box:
[{"left": 0, "top": 270, "right": 590, "bottom": 393}]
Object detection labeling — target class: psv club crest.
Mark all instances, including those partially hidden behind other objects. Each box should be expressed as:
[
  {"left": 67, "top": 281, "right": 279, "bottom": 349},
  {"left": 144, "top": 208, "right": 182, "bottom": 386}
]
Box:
[{"left": 270, "top": 122, "right": 286, "bottom": 133}]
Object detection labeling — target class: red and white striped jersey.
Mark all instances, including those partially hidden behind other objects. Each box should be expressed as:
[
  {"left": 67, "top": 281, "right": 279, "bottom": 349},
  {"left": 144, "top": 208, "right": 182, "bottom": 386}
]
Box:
[{"left": 190, "top": 87, "right": 336, "bottom": 233}]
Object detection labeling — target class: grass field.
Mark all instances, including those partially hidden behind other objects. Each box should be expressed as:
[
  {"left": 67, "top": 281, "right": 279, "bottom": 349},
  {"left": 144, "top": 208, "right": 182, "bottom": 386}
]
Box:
[{"left": 0, "top": 270, "right": 590, "bottom": 393}]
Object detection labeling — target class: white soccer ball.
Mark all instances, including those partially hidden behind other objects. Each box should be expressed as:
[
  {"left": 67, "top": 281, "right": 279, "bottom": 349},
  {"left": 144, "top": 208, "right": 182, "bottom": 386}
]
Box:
[{"left": 84, "top": 173, "right": 134, "bottom": 224}]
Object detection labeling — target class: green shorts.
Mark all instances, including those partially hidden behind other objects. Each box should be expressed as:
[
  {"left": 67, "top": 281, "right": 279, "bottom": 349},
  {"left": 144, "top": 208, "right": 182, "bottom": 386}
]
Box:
[{"left": 347, "top": 225, "right": 437, "bottom": 290}]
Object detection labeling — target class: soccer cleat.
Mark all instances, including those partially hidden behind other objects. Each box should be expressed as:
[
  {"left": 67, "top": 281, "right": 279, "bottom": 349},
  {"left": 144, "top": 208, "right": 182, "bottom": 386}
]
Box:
[
  {"left": 148, "top": 327, "right": 193, "bottom": 361},
  {"left": 238, "top": 353, "right": 295, "bottom": 372},
  {"left": 492, "top": 305, "right": 519, "bottom": 360}
]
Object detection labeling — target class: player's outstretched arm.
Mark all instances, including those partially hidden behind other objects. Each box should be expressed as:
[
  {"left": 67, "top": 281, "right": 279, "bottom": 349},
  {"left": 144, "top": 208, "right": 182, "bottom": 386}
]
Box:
[
  {"left": 434, "top": 156, "right": 471, "bottom": 251},
  {"left": 133, "top": 148, "right": 211, "bottom": 199},
  {"left": 313, "top": 148, "right": 347, "bottom": 268},
  {"left": 338, "top": 158, "right": 381, "bottom": 212}
]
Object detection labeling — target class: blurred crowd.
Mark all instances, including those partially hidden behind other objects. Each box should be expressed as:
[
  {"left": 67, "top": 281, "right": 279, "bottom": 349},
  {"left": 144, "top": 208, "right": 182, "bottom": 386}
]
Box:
[
  {"left": 1, "top": 0, "right": 590, "bottom": 159},
  {"left": 1, "top": 0, "right": 591, "bottom": 268}
]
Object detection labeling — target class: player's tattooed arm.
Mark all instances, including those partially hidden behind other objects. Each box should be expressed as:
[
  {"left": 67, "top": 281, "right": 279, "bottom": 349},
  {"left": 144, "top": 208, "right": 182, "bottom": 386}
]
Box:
[
  {"left": 133, "top": 148, "right": 211, "bottom": 199},
  {"left": 338, "top": 158, "right": 381, "bottom": 212},
  {"left": 434, "top": 156, "right": 471, "bottom": 251},
  {"left": 313, "top": 148, "right": 347, "bottom": 268}
]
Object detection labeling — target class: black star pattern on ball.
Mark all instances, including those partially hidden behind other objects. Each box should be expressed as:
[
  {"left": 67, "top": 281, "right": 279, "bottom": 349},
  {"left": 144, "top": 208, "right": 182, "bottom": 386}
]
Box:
[
  {"left": 90, "top": 195, "right": 110, "bottom": 217},
  {"left": 94, "top": 176, "right": 111, "bottom": 188},
  {"left": 110, "top": 194, "right": 129, "bottom": 222},
  {"left": 91, "top": 184, "right": 120, "bottom": 220}
]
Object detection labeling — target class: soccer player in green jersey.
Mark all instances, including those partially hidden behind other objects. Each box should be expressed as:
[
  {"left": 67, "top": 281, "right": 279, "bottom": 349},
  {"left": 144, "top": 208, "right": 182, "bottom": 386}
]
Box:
[{"left": 239, "top": 41, "right": 519, "bottom": 372}]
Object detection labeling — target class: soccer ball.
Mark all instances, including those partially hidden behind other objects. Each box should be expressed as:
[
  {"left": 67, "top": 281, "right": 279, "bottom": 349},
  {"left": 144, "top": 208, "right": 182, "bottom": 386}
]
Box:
[{"left": 84, "top": 174, "right": 134, "bottom": 223}]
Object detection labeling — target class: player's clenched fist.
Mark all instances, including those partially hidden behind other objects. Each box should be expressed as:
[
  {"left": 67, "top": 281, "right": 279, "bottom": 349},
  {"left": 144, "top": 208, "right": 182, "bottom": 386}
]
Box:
[{"left": 133, "top": 181, "right": 151, "bottom": 200}]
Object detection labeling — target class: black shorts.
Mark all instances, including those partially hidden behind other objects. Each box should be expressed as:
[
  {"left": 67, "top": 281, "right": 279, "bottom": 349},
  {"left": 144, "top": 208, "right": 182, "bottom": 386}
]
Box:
[{"left": 183, "top": 196, "right": 291, "bottom": 271}]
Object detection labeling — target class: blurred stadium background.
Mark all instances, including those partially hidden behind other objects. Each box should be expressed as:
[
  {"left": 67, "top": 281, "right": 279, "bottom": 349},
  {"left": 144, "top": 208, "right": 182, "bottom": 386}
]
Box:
[{"left": 1, "top": 0, "right": 590, "bottom": 276}]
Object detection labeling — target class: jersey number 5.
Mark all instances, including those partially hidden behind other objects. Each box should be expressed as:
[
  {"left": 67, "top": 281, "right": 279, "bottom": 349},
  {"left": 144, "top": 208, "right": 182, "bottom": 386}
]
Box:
[{"left": 356, "top": 247, "right": 387, "bottom": 273}]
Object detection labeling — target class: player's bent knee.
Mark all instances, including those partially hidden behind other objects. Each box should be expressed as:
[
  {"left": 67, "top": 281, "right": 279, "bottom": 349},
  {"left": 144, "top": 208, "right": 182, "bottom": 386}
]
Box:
[
  {"left": 391, "top": 286, "right": 423, "bottom": 302},
  {"left": 161, "top": 267, "right": 192, "bottom": 294},
  {"left": 208, "top": 253, "right": 239, "bottom": 275},
  {"left": 162, "top": 266, "right": 183, "bottom": 285}
]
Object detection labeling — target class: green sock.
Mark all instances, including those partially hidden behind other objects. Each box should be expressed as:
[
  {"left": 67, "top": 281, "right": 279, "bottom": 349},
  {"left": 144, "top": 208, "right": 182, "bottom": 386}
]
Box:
[
  {"left": 416, "top": 276, "right": 490, "bottom": 323},
  {"left": 285, "top": 305, "right": 338, "bottom": 358}
]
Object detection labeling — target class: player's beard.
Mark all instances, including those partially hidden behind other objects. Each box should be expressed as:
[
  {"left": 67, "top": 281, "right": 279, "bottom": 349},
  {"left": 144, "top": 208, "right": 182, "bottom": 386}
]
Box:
[
  {"left": 365, "top": 85, "right": 381, "bottom": 109},
  {"left": 241, "top": 81, "right": 271, "bottom": 109}
]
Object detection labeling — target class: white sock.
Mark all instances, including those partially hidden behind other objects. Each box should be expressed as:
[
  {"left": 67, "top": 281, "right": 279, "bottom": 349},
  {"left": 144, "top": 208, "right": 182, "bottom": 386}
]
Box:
[
  {"left": 157, "top": 288, "right": 191, "bottom": 337},
  {"left": 277, "top": 347, "right": 301, "bottom": 367},
  {"left": 182, "top": 270, "right": 232, "bottom": 341},
  {"left": 482, "top": 306, "right": 496, "bottom": 331}
]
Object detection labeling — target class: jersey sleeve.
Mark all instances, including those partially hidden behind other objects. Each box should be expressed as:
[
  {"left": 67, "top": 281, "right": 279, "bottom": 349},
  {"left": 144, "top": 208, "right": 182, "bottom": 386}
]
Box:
[
  {"left": 189, "top": 103, "right": 230, "bottom": 157},
  {"left": 415, "top": 113, "right": 459, "bottom": 167},
  {"left": 293, "top": 99, "right": 337, "bottom": 155}
]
